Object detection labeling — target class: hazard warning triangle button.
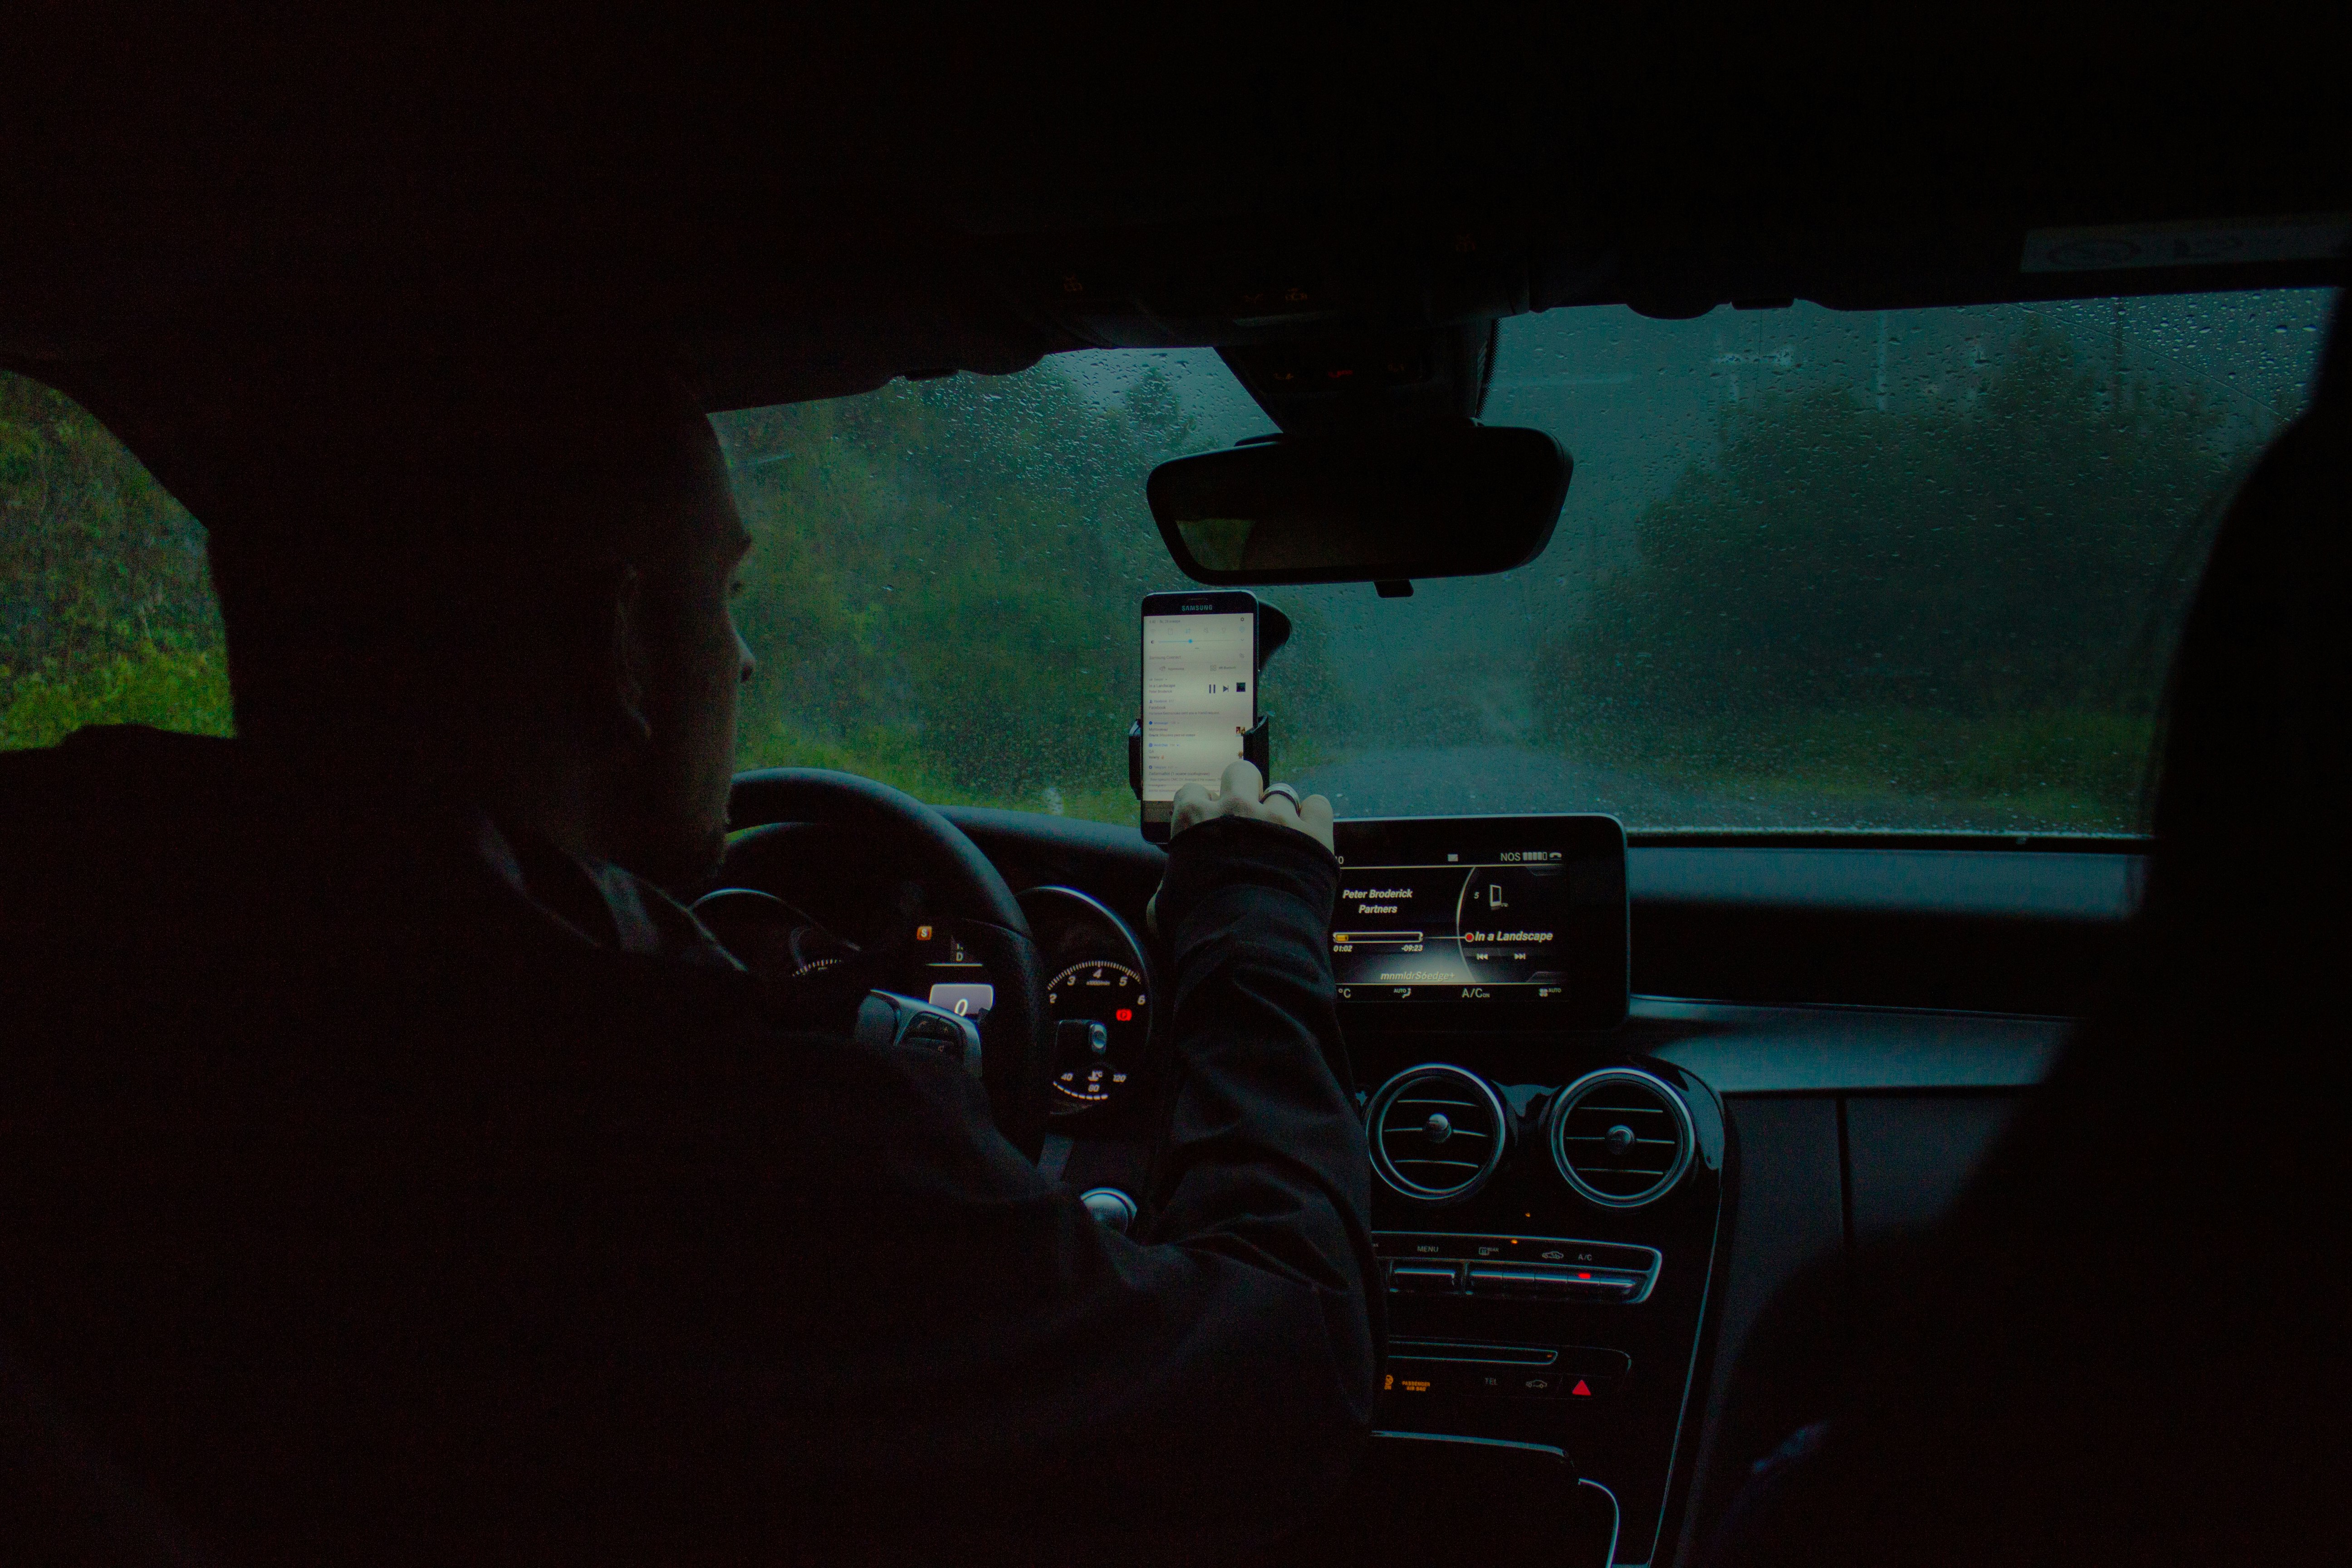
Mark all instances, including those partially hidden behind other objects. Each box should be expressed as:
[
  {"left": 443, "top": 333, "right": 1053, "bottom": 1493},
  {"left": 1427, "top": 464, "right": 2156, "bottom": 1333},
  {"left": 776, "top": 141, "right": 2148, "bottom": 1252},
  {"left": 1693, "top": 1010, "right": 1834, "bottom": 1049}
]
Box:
[{"left": 1570, "top": 1379, "right": 1593, "bottom": 1397}]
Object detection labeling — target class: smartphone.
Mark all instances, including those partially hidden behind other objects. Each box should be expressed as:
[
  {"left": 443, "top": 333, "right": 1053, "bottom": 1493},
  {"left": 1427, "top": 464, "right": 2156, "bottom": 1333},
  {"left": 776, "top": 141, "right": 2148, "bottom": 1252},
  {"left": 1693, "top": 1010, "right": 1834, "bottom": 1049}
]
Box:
[{"left": 1140, "top": 589, "right": 1259, "bottom": 842}]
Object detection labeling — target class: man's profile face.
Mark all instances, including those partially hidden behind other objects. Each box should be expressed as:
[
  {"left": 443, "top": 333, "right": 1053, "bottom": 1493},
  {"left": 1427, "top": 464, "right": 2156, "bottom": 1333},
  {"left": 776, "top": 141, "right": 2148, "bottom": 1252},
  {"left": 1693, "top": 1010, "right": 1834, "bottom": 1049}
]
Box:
[{"left": 622, "top": 427, "right": 755, "bottom": 888}]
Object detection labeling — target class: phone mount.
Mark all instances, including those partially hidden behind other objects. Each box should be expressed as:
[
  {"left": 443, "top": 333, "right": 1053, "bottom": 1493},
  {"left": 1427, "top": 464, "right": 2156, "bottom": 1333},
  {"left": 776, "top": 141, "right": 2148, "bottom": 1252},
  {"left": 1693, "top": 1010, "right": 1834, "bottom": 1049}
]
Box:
[{"left": 1130, "top": 602, "right": 1289, "bottom": 839}]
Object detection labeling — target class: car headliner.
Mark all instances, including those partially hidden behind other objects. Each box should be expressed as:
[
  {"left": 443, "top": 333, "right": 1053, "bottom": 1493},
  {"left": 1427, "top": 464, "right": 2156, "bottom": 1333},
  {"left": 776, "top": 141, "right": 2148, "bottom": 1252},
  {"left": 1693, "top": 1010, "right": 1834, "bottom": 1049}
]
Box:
[{"left": 2, "top": 10, "right": 2344, "bottom": 443}]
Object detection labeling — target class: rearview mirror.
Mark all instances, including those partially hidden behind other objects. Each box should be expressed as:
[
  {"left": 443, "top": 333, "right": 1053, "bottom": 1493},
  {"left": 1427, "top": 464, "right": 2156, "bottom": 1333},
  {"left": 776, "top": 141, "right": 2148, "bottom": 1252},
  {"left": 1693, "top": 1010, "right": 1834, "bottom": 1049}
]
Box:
[{"left": 1146, "top": 423, "right": 1571, "bottom": 587}]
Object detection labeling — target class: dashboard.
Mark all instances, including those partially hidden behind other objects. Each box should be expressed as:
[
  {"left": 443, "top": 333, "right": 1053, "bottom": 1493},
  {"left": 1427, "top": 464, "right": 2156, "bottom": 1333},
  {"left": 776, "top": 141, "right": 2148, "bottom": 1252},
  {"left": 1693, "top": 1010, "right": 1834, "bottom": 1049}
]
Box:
[
  {"left": 903, "top": 808, "right": 2117, "bottom": 1568},
  {"left": 916, "top": 815, "right": 1632, "bottom": 1115},
  {"left": 691, "top": 789, "right": 2136, "bottom": 1561},
  {"left": 705, "top": 808, "right": 1710, "bottom": 1564},
  {"left": 699, "top": 807, "right": 2105, "bottom": 1567},
  {"left": 694, "top": 858, "right": 1166, "bottom": 1124}
]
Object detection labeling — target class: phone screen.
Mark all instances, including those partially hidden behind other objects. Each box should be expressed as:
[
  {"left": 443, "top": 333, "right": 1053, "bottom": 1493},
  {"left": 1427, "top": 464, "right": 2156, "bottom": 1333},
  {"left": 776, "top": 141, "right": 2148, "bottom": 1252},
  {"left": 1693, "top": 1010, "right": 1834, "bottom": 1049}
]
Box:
[{"left": 1142, "top": 595, "right": 1257, "bottom": 826}]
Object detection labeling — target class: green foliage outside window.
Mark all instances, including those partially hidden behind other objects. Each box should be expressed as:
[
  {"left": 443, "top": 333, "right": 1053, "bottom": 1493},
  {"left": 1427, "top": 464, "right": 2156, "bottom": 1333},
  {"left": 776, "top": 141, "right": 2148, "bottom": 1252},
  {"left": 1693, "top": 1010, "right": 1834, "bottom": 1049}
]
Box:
[
  {"left": 712, "top": 365, "right": 1352, "bottom": 822},
  {"left": 0, "top": 372, "right": 230, "bottom": 748},
  {"left": 0, "top": 301, "right": 2313, "bottom": 834},
  {"left": 1539, "top": 319, "right": 2250, "bottom": 826}
]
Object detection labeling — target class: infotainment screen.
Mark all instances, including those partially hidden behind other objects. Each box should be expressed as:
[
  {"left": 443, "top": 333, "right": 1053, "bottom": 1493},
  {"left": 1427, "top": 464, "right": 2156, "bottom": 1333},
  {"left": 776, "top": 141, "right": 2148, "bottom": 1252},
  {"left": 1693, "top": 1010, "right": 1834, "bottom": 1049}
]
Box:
[{"left": 1330, "top": 815, "right": 1627, "bottom": 1029}]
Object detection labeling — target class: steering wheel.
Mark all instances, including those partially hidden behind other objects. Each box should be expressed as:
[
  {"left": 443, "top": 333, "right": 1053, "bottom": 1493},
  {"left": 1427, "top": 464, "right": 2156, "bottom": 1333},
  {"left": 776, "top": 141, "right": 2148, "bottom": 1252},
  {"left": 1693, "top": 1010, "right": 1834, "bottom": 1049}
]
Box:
[{"left": 717, "top": 768, "right": 1049, "bottom": 1154}]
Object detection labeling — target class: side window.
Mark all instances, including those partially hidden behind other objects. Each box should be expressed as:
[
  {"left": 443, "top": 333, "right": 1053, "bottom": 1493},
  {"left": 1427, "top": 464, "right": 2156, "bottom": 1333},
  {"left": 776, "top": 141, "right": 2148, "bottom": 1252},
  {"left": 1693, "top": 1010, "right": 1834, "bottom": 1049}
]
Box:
[{"left": 0, "top": 371, "right": 229, "bottom": 749}]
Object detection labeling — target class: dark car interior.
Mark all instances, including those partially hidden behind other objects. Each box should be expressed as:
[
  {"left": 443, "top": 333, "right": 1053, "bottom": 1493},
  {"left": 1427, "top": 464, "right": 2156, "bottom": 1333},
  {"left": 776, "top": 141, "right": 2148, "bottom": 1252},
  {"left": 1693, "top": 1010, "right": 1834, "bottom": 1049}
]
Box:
[{"left": 4, "top": 11, "right": 2346, "bottom": 1564}]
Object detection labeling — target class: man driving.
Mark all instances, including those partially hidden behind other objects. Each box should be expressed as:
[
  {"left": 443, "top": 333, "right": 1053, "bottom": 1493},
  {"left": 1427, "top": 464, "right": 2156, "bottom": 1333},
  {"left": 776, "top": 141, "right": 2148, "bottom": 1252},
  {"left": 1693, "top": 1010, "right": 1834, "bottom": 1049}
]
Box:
[{"left": 0, "top": 358, "right": 1377, "bottom": 1563}]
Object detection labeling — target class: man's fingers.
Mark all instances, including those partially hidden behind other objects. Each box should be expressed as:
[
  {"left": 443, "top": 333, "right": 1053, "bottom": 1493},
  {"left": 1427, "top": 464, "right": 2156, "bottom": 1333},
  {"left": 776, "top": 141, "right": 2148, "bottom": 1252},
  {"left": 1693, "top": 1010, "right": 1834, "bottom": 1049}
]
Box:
[
  {"left": 1171, "top": 779, "right": 1213, "bottom": 833},
  {"left": 1257, "top": 786, "right": 1302, "bottom": 828},
  {"left": 1296, "top": 792, "right": 1336, "bottom": 852},
  {"left": 1218, "top": 757, "right": 1264, "bottom": 811},
  {"left": 1166, "top": 759, "right": 1332, "bottom": 853}
]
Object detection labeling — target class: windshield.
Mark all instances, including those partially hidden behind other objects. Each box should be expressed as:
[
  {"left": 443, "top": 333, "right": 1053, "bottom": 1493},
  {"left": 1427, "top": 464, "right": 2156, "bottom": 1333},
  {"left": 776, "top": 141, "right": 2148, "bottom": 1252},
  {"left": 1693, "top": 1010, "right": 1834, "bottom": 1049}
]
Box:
[
  {"left": 714, "top": 289, "right": 2334, "bottom": 832},
  {"left": 3, "top": 288, "right": 2333, "bottom": 834}
]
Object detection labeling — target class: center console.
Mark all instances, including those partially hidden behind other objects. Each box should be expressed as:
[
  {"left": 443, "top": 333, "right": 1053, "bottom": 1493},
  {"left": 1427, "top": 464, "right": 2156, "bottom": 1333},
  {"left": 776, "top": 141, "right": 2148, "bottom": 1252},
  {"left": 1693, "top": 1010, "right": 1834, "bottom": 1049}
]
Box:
[
  {"left": 991, "top": 809, "right": 1731, "bottom": 1566},
  {"left": 1338, "top": 817, "right": 1732, "bottom": 1568}
]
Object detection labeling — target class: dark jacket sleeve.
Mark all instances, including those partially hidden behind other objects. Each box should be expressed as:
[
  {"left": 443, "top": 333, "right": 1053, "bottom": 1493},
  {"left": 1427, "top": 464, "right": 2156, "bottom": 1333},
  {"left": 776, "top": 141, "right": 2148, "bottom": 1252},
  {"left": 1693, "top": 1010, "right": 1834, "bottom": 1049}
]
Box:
[
  {"left": 737, "top": 816, "right": 1378, "bottom": 1560},
  {"left": 1142, "top": 816, "right": 1376, "bottom": 1302}
]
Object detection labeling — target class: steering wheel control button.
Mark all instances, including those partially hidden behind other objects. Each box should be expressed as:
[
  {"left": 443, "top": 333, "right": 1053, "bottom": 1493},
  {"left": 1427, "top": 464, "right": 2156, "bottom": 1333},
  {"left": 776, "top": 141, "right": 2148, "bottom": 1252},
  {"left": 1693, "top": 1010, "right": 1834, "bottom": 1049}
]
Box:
[
  {"left": 857, "top": 991, "right": 985, "bottom": 1080},
  {"left": 924, "top": 981, "right": 995, "bottom": 1020},
  {"left": 1078, "top": 1186, "right": 1137, "bottom": 1232}
]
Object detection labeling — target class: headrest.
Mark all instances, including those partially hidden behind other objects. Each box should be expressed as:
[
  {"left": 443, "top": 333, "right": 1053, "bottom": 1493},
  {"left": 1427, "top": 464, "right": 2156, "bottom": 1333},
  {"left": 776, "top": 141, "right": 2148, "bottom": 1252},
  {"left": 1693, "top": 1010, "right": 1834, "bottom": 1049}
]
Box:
[{"left": 2148, "top": 296, "right": 2350, "bottom": 933}]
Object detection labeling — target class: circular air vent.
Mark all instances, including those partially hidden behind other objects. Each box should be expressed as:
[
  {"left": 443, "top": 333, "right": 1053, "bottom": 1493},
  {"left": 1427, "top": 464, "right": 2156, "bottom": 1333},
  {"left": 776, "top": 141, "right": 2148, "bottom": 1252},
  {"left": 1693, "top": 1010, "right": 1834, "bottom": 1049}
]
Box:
[
  {"left": 1367, "top": 1064, "right": 1511, "bottom": 1205},
  {"left": 1546, "top": 1068, "right": 1695, "bottom": 1208}
]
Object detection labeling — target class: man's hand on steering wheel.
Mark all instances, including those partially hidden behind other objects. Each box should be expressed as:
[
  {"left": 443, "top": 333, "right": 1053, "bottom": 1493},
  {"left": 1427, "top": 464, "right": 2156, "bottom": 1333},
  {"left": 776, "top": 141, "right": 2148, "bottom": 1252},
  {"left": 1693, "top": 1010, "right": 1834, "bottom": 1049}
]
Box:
[{"left": 1147, "top": 758, "right": 1334, "bottom": 938}]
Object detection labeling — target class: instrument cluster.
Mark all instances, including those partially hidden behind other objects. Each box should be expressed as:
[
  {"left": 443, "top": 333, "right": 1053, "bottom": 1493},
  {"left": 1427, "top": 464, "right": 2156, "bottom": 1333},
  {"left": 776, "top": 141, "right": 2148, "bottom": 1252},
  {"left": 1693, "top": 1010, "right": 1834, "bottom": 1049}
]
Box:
[
  {"left": 911, "top": 885, "right": 1158, "bottom": 1119},
  {"left": 1020, "top": 887, "right": 1156, "bottom": 1118}
]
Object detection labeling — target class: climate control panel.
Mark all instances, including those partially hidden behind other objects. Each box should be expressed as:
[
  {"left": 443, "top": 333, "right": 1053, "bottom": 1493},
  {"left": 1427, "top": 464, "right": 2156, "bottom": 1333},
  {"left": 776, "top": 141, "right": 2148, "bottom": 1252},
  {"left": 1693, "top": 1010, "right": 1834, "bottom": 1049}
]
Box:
[
  {"left": 1377, "top": 1231, "right": 1661, "bottom": 1303},
  {"left": 1354, "top": 1052, "right": 1729, "bottom": 1568}
]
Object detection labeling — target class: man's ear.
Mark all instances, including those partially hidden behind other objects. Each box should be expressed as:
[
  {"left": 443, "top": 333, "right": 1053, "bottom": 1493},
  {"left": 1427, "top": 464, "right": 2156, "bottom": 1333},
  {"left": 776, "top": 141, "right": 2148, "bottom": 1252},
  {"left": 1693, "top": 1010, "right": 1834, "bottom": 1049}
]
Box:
[{"left": 608, "top": 564, "right": 656, "bottom": 747}]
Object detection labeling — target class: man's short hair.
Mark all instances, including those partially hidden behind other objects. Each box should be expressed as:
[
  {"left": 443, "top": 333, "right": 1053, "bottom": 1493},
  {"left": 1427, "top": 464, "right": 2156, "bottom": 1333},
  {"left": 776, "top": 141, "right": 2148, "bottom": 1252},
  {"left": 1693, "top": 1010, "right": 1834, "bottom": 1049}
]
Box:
[{"left": 198, "top": 356, "right": 720, "bottom": 755}]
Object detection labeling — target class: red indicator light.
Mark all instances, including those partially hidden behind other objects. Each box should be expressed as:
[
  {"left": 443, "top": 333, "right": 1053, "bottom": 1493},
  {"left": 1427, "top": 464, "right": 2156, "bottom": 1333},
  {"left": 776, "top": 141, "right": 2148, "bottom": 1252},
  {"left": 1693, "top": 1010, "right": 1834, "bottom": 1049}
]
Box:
[
  {"left": 1116, "top": 1008, "right": 1132, "bottom": 1021},
  {"left": 1571, "top": 1379, "right": 1593, "bottom": 1397},
  {"left": 1577, "top": 1271, "right": 1592, "bottom": 1279}
]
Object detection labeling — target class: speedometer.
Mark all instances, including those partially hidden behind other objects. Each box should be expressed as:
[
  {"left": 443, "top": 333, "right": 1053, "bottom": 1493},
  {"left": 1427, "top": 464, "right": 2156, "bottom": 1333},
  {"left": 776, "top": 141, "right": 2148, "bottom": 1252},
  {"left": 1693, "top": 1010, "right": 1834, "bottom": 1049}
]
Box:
[{"left": 1045, "top": 960, "right": 1149, "bottom": 1113}]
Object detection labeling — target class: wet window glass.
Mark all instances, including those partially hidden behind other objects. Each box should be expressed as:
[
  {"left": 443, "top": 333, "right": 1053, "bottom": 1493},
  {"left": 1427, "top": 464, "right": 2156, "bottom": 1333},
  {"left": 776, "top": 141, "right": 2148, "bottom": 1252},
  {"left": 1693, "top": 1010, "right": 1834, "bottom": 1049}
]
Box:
[
  {"left": 0, "top": 374, "right": 228, "bottom": 748},
  {"left": 5, "top": 287, "right": 2334, "bottom": 836},
  {"left": 713, "top": 289, "right": 2335, "bottom": 832}
]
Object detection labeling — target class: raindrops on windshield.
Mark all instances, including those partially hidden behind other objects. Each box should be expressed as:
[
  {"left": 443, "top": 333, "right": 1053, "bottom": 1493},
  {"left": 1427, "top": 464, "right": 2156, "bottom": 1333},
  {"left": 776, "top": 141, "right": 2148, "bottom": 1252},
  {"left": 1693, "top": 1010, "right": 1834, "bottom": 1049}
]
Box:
[
  {"left": 711, "top": 289, "right": 2336, "bottom": 832},
  {"left": 9, "top": 290, "right": 2329, "bottom": 835}
]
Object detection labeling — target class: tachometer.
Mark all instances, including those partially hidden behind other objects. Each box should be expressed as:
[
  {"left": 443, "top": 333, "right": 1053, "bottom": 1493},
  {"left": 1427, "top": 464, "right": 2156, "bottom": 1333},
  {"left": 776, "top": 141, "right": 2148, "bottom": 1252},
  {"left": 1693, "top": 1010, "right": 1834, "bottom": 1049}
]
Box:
[
  {"left": 1045, "top": 960, "right": 1148, "bottom": 1113},
  {"left": 1018, "top": 885, "right": 1156, "bottom": 1119}
]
